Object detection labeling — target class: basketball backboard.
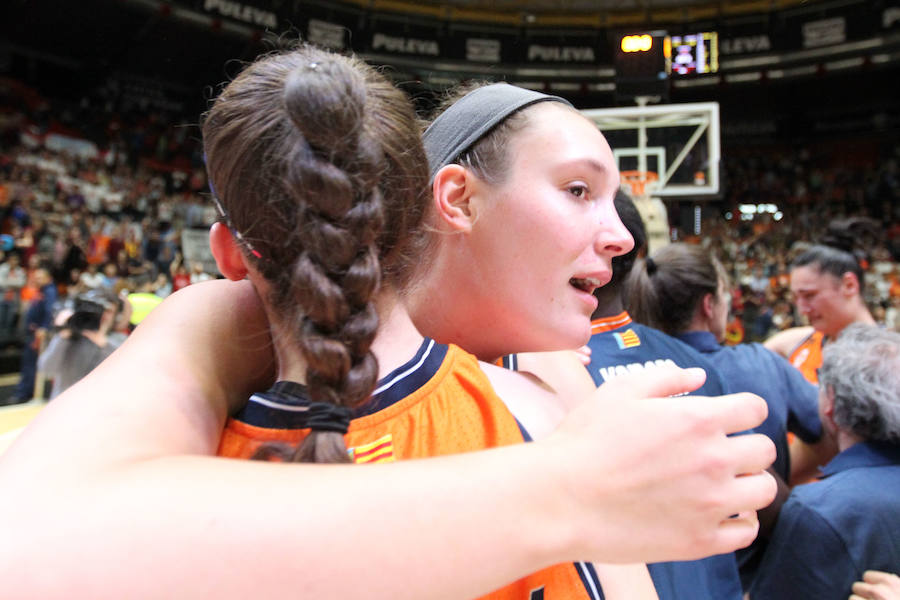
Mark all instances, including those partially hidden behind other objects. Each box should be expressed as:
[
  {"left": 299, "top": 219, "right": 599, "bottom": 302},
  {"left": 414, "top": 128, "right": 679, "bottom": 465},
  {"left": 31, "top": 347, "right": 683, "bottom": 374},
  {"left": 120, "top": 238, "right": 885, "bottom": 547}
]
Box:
[{"left": 581, "top": 101, "right": 721, "bottom": 199}]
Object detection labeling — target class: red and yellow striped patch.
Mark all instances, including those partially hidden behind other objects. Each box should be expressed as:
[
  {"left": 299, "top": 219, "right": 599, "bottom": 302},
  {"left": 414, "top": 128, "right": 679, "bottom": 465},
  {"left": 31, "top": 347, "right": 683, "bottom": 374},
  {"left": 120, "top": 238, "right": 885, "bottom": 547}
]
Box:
[
  {"left": 349, "top": 434, "right": 395, "bottom": 464},
  {"left": 614, "top": 329, "right": 641, "bottom": 349}
]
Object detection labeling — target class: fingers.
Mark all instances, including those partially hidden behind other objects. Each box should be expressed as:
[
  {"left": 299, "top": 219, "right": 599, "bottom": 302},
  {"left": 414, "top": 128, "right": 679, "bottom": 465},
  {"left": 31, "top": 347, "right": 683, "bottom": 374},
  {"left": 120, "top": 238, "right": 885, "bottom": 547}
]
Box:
[
  {"left": 851, "top": 572, "right": 900, "bottom": 600},
  {"left": 574, "top": 345, "right": 591, "bottom": 366},
  {"left": 594, "top": 365, "right": 708, "bottom": 401},
  {"left": 850, "top": 584, "right": 886, "bottom": 600},
  {"left": 729, "top": 470, "right": 779, "bottom": 514},
  {"left": 593, "top": 368, "right": 769, "bottom": 436},
  {"left": 728, "top": 433, "right": 778, "bottom": 476},
  {"left": 705, "top": 511, "right": 759, "bottom": 556},
  {"left": 691, "top": 393, "right": 769, "bottom": 436},
  {"left": 864, "top": 571, "right": 900, "bottom": 587}
]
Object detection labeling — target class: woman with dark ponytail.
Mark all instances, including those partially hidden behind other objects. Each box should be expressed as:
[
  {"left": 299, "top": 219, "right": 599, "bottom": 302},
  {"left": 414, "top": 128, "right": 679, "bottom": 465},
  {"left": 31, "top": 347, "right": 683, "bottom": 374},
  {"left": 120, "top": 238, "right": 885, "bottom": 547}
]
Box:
[
  {"left": 765, "top": 218, "right": 878, "bottom": 384},
  {"left": 627, "top": 242, "right": 833, "bottom": 591},
  {"left": 627, "top": 243, "right": 824, "bottom": 486}
]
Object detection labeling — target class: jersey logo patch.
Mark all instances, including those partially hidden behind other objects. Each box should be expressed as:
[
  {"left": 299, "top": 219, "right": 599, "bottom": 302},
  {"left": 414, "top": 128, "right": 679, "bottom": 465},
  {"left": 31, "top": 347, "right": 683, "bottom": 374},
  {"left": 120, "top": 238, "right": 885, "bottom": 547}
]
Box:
[
  {"left": 349, "top": 434, "right": 395, "bottom": 464},
  {"left": 792, "top": 348, "right": 810, "bottom": 369},
  {"left": 613, "top": 329, "right": 641, "bottom": 349}
]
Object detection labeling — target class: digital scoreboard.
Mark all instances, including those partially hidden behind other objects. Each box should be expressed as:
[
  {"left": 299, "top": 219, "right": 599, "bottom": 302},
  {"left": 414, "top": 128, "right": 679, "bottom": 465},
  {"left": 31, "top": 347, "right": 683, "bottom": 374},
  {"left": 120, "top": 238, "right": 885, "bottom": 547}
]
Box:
[
  {"left": 667, "top": 32, "right": 719, "bottom": 75},
  {"left": 614, "top": 31, "right": 668, "bottom": 101},
  {"left": 614, "top": 30, "right": 719, "bottom": 102}
]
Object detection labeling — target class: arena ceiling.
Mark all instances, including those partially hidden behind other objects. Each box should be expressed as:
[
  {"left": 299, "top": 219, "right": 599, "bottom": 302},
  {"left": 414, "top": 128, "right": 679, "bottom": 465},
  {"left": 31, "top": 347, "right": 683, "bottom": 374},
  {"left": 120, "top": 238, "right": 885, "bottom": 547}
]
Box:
[
  {"left": 411, "top": 0, "right": 785, "bottom": 14},
  {"left": 339, "top": 0, "right": 815, "bottom": 22}
]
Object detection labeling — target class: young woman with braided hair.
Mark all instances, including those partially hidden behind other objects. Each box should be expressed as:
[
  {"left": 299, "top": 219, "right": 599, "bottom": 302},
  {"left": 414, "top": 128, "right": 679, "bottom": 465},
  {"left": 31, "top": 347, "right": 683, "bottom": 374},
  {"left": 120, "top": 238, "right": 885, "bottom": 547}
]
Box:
[
  {"left": 0, "top": 48, "right": 777, "bottom": 599},
  {"left": 202, "top": 46, "right": 430, "bottom": 464}
]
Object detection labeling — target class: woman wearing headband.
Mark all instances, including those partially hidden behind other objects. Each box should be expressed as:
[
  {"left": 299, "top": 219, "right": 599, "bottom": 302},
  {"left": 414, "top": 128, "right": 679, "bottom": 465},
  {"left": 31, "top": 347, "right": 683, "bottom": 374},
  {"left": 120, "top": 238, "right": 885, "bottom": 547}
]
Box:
[
  {"left": 410, "top": 82, "right": 631, "bottom": 361},
  {"left": 0, "top": 63, "right": 776, "bottom": 598}
]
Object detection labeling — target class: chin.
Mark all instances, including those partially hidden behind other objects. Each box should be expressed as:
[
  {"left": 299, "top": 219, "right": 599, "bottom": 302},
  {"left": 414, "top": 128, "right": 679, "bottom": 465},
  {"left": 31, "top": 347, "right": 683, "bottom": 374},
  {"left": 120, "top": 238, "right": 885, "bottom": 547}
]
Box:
[{"left": 547, "top": 322, "right": 592, "bottom": 351}]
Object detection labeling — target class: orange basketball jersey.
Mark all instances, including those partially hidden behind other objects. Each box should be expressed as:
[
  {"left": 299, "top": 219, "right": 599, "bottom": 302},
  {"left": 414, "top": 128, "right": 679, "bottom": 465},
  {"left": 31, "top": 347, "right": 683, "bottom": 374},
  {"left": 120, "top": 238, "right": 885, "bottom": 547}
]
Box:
[
  {"left": 788, "top": 331, "right": 824, "bottom": 384},
  {"left": 218, "top": 338, "right": 602, "bottom": 600}
]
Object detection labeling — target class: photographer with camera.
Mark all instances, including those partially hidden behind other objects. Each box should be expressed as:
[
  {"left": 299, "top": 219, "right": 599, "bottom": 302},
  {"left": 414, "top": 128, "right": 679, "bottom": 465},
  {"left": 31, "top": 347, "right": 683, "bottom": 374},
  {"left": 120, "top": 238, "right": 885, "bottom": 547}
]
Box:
[{"left": 38, "top": 288, "right": 120, "bottom": 400}]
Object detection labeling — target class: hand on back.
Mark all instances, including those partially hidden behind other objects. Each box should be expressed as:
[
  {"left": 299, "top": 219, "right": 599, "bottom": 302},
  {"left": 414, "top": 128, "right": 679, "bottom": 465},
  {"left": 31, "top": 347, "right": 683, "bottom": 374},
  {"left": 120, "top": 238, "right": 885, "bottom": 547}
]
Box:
[{"left": 541, "top": 364, "right": 776, "bottom": 564}]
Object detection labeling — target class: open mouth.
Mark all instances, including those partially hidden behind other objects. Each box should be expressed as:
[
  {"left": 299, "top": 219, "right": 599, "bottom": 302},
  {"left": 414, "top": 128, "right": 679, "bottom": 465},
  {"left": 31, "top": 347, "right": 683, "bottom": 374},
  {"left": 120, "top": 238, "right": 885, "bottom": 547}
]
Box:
[{"left": 570, "top": 277, "right": 604, "bottom": 293}]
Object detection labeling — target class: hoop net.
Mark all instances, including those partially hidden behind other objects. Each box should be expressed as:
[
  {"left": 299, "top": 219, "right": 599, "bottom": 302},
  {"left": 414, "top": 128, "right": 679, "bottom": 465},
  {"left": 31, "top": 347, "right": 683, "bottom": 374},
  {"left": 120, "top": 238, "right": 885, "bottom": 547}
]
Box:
[{"left": 620, "top": 170, "right": 659, "bottom": 199}]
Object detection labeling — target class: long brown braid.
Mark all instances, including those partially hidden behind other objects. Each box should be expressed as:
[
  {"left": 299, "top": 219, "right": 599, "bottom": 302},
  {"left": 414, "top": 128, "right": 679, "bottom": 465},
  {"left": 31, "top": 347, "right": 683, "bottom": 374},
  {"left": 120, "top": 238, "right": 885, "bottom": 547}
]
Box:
[{"left": 202, "top": 44, "right": 429, "bottom": 463}]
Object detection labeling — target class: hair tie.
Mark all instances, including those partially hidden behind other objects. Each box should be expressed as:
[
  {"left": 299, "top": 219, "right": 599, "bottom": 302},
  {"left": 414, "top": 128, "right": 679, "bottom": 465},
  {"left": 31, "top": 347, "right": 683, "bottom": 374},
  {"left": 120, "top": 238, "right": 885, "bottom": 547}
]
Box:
[
  {"left": 645, "top": 257, "right": 658, "bottom": 275},
  {"left": 305, "top": 402, "right": 352, "bottom": 434},
  {"left": 423, "top": 83, "right": 572, "bottom": 182}
]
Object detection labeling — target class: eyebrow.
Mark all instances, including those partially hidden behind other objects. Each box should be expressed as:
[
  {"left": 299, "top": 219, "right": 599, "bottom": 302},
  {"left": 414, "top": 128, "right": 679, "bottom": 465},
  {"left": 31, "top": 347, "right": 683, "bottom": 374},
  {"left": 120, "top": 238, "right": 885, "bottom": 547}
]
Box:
[{"left": 554, "top": 158, "right": 610, "bottom": 176}]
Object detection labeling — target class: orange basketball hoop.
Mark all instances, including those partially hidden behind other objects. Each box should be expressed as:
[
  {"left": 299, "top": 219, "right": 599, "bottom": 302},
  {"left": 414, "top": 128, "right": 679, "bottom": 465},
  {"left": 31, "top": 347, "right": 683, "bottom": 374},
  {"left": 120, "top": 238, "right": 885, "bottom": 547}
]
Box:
[{"left": 620, "top": 170, "right": 659, "bottom": 197}]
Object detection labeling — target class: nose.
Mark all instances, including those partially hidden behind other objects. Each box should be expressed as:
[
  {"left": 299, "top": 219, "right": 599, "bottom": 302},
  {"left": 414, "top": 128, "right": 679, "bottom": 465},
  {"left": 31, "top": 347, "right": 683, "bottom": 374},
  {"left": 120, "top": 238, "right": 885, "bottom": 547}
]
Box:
[{"left": 594, "top": 198, "right": 635, "bottom": 258}]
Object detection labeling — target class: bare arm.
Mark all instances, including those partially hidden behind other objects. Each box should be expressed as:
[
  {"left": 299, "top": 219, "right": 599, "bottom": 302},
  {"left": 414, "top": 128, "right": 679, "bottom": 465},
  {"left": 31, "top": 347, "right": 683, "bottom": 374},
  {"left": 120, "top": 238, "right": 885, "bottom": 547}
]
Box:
[
  {"left": 763, "top": 326, "right": 814, "bottom": 358},
  {"left": 1, "top": 369, "right": 774, "bottom": 599},
  {"left": 757, "top": 466, "right": 792, "bottom": 539},
  {"left": 0, "top": 280, "right": 776, "bottom": 599},
  {"left": 36, "top": 331, "right": 67, "bottom": 375}
]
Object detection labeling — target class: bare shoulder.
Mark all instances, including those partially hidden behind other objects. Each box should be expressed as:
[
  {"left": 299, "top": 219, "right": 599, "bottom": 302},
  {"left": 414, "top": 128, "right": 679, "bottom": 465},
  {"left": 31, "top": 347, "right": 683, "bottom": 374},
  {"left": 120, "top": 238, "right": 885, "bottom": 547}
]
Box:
[
  {"left": 150, "top": 279, "right": 263, "bottom": 324},
  {"left": 515, "top": 350, "right": 595, "bottom": 410},
  {"left": 479, "top": 361, "right": 567, "bottom": 440},
  {"left": 763, "top": 326, "right": 814, "bottom": 358}
]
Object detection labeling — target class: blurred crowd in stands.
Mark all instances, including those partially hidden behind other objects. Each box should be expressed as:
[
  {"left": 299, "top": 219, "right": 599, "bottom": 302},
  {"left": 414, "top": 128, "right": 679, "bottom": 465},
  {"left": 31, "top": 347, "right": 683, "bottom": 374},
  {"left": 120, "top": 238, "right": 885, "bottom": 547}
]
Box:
[
  {"left": 0, "top": 76, "right": 897, "bottom": 401},
  {"left": 697, "top": 141, "right": 900, "bottom": 342},
  {"left": 0, "top": 78, "right": 218, "bottom": 401}
]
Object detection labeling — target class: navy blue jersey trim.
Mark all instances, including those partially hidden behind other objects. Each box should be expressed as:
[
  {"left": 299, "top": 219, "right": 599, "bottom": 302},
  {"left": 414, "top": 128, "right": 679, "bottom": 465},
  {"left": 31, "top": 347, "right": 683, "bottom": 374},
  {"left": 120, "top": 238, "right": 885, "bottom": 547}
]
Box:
[
  {"left": 500, "top": 353, "right": 519, "bottom": 371},
  {"left": 515, "top": 418, "right": 533, "bottom": 443},
  {"left": 235, "top": 383, "right": 312, "bottom": 428},
  {"left": 233, "top": 338, "right": 447, "bottom": 429},
  {"left": 575, "top": 561, "right": 605, "bottom": 600},
  {"left": 355, "top": 338, "right": 447, "bottom": 417}
]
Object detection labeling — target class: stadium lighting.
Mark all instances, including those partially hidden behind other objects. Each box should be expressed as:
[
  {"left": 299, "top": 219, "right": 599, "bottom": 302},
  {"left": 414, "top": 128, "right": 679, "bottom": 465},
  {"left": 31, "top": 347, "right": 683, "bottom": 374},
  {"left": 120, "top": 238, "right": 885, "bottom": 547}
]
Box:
[{"left": 622, "top": 35, "right": 653, "bottom": 53}]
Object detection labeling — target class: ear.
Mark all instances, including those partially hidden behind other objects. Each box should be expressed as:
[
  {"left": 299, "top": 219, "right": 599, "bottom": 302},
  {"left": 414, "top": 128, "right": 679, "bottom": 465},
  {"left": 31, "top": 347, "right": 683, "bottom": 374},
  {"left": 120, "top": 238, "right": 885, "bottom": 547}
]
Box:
[
  {"left": 431, "top": 164, "right": 479, "bottom": 233},
  {"left": 820, "top": 384, "right": 838, "bottom": 432},
  {"left": 701, "top": 292, "right": 716, "bottom": 321},
  {"left": 209, "top": 222, "right": 249, "bottom": 281},
  {"left": 840, "top": 271, "right": 860, "bottom": 297}
]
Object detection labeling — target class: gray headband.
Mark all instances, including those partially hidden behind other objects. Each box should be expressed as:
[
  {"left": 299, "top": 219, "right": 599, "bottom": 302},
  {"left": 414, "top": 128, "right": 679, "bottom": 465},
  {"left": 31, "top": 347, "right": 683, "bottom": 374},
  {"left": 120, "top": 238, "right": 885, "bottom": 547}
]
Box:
[{"left": 423, "top": 83, "right": 573, "bottom": 182}]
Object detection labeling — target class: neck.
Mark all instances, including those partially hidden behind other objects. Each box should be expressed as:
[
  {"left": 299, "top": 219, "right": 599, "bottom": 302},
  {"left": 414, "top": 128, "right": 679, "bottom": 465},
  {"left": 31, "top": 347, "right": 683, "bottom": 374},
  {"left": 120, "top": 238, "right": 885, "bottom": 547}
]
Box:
[
  {"left": 591, "top": 285, "right": 623, "bottom": 320},
  {"left": 272, "top": 289, "right": 424, "bottom": 384},
  {"left": 407, "top": 243, "right": 507, "bottom": 362},
  {"left": 370, "top": 290, "right": 427, "bottom": 376},
  {"left": 685, "top": 314, "right": 710, "bottom": 336},
  {"left": 836, "top": 429, "right": 866, "bottom": 454},
  {"left": 848, "top": 301, "right": 877, "bottom": 328},
  {"left": 81, "top": 329, "right": 107, "bottom": 347},
  {"left": 824, "top": 305, "right": 876, "bottom": 339}
]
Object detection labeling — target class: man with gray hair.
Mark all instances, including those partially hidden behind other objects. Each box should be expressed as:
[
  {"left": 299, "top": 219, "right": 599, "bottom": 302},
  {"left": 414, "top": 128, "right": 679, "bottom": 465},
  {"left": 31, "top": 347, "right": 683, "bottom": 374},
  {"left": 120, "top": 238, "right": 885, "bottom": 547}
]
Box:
[{"left": 750, "top": 323, "right": 900, "bottom": 599}]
